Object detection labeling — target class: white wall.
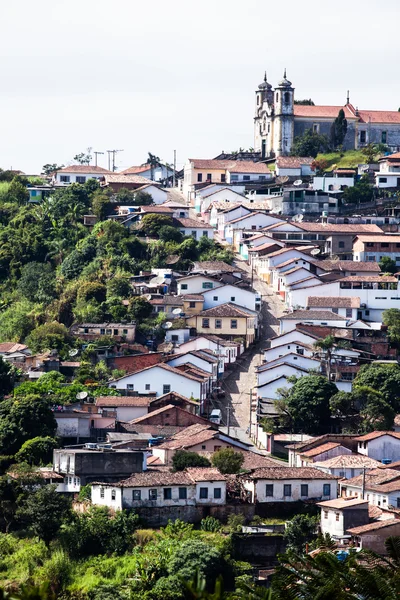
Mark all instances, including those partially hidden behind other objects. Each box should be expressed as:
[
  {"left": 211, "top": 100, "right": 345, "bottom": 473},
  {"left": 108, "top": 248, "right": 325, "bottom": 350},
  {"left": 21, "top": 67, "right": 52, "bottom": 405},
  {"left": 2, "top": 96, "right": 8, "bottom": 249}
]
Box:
[
  {"left": 269, "top": 330, "right": 316, "bottom": 349},
  {"left": 357, "top": 436, "right": 400, "bottom": 461},
  {"left": 166, "top": 353, "right": 217, "bottom": 379},
  {"left": 179, "top": 227, "right": 214, "bottom": 241},
  {"left": 165, "top": 329, "right": 191, "bottom": 344},
  {"left": 257, "top": 363, "right": 309, "bottom": 387},
  {"left": 177, "top": 276, "right": 222, "bottom": 295},
  {"left": 312, "top": 176, "right": 354, "bottom": 191},
  {"left": 195, "top": 481, "right": 226, "bottom": 504},
  {"left": 280, "top": 317, "right": 347, "bottom": 334},
  {"left": 257, "top": 375, "right": 294, "bottom": 399},
  {"left": 91, "top": 484, "right": 123, "bottom": 509},
  {"left": 244, "top": 478, "right": 337, "bottom": 502},
  {"left": 55, "top": 172, "right": 104, "bottom": 184},
  {"left": 201, "top": 285, "right": 258, "bottom": 312},
  {"left": 320, "top": 507, "right": 346, "bottom": 537},
  {"left": 114, "top": 406, "right": 148, "bottom": 421},
  {"left": 262, "top": 353, "right": 321, "bottom": 372},
  {"left": 174, "top": 337, "right": 238, "bottom": 364},
  {"left": 263, "top": 343, "right": 314, "bottom": 362},
  {"left": 141, "top": 186, "right": 168, "bottom": 204}
]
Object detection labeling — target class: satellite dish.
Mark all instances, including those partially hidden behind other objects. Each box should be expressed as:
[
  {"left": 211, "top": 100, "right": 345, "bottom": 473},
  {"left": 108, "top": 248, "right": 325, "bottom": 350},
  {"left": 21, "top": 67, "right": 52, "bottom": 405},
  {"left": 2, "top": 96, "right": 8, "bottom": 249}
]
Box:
[
  {"left": 69, "top": 349, "right": 79, "bottom": 357},
  {"left": 172, "top": 308, "right": 183, "bottom": 315},
  {"left": 162, "top": 321, "right": 173, "bottom": 330},
  {"left": 292, "top": 213, "right": 304, "bottom": 223},
  {"left": 76, "top": 391, "right": 88, "bottom": 400},
  {"left": 293, "top": 179, "right": 303, "bottom": 186},
  {"left": 311, "top": 248, "right": 321, "bottom": 256}
]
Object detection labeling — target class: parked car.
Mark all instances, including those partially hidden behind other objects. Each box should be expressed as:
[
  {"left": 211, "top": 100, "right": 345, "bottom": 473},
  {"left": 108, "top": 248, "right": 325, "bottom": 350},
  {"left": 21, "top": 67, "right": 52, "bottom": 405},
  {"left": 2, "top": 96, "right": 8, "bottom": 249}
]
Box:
[{"left": 209, "top": 409, "right": 222, "bottom": 425}]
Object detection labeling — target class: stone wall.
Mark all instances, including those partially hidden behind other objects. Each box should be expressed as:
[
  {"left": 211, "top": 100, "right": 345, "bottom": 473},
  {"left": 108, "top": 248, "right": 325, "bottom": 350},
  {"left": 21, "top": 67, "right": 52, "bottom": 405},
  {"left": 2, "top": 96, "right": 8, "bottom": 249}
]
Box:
[
  {"left": 232, "top": 533, "right": 287, "bottom": 563},
  {"left": 135, "top": 504, "right": 255, "bottom": 527}
]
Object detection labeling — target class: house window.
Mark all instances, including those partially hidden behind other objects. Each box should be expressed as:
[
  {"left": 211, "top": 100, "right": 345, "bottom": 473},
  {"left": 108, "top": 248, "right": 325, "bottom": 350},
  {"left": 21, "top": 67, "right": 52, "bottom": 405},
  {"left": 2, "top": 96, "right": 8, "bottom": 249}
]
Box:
[
  {"left": 231, "top": 175, "right": 239, "bottom": 181},
  {"left": 276, "top": 92, "right": 279, "bottom": 102},
  {"left": 230, "top": 297, "right": 236, "bottom": 302},
  {"left": 171, "top": 335, "right": 179, "bottom": 342},
  {"left": 123, "top": 329, "right": 128, "bottom": 335},
  {"left": 243, "top": 176, "right": 250, "bottom": 181},
  {"left": 312, "top": 123, "right": 320, "bottom": 133},
  {"left": 214, "top": 488, "right": 222, "bottom": 499},
  {"left": 149, "top": 489, "right": 157, "bottom": 500},
  {"left": 382, "top": 131, "right": 387, "bottom": 144},
  {"left": 206, "top": 173, "right": 212, "bottom": 181},
  {"left": 163, "top": 488, "right": 172, "bottom": 500},
  {"left": 221, "top": 174, "right": 226, "bottom": 183},
  {"left": 202, "top": 282, "right": 213, "bottom": 289},
  {"left": 324, "top": 511, "right": 328, "bottom": 519},
  {"left": 181, "top": 284, "right": 188, "bottom": 290},
  {"left": 179, "top": 487, "right": 187, "bottom": 499},
  {"left": 397, "top": 498, "right": 400, "bottom": 509},
  {"left": 133, "top": 490, "right": 141, "bottom": 501},
  {"left": 111, "top": 489, "right": 116, "bottom": 500},
  {"left": 84, "top": 328, "right": 89, "bottom": 334},
  {"left": 100, "top": 487, "right": 105, "bottom": 498},
  {"left": 323, "top": 484, "right": 331, "bottom": 496},
  {"left": 265, "top": 484, "right": 274, "bottom": 497},
  {"left": 335, "top": 512, "right": 340, "bottom": 521},
  {"left": 283, "top": 484, "right": 292, "bottom": 497},
  {"left": 200, "top": 487, "right": 208, "bottom": 499},
  {"left": 202, "top": 231, "right": 209, "bottom": 238},
  {"left": 301, "top": 484, "right": 309, "bottom": 497},
  {"left": 231, "top": 320, "right": 238, "bottom": 329},
  {"left": 100, "top": 328, "right": 105, "bottom": 335},
  {"left": 127, "top": 384, "right": 134, "bottom": 390},
  {"left": 213, "top": 296, "right": 218, "bottom": 301},
  {"left": 76, "top": 176, "right": 86, "bottom": 184},
  {"left": 60, "top": 175, "right": 70, "bottom": 182},
  {"left": 163, "top": 384, "right": 171, "bottom": 394},
  {"left": 113, "top": 329, "right": 119, "bottom": 335},
  {"left": 197, "top": 173, "right": 203, "bottom": 182},
  {"left": 215, "top": 319, "right": 222, "bottom": 329},
  {"left": 338, "top": 241, "right": 345, "bottom": 248},
  {"left": 360, "top": 131, "right": 366, "bottom": 143},
  {"left": 202, "top": 318, "right": 210, "bottom": 328},
  {"left": 191, "top": 230, "right": 197, "bottom": 238},
  {"left": 106, "top": 329, "right": 112, "bottom": 335},
  {"left": 346, "top": 308, "right": 352, "bottom": 318},
  {"left": 145, "top": 384, "right": 151, "bottom": 390},
  {"left": 214, "top": 445, "right": 221, "bottom": 451},
  {"left": 332, "top": 308, "right": 339, "bottom": 314}
]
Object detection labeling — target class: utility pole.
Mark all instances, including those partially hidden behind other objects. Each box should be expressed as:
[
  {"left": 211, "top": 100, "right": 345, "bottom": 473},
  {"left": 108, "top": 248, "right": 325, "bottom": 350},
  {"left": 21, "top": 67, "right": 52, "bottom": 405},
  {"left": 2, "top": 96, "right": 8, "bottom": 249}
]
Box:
[
  {"left": 361, "top": 467, "right": 366, "bottom": 500},
  {"left": 227, "top": 406, "right": 231, "bottom": 437},
  {"left": 106, "top": 150, "right": 112, "bottom": 172},
  {"left": 94, "top": 151, "right": 104, "bottom": 167},
  {"left": 106, "top": 149, "right": 124, "bottom": 172},
  {"left": 173, "top": 149, "right": 176, "bottom": 188}
]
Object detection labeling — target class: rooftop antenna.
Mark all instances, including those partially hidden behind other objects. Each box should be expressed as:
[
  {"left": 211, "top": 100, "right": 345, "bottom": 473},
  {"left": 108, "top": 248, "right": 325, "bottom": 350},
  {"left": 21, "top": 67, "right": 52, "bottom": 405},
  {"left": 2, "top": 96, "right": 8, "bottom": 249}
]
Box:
[
  {"left": 94, "top": 151, "right": 104, "bottom": 167},
  {"left": 347, "top": 90, "right": 350, "bottom": 105}
]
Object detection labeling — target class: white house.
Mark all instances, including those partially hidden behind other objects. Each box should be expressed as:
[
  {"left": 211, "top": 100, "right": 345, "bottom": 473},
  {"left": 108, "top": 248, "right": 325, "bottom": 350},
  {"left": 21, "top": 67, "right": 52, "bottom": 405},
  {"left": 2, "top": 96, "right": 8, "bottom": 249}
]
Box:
[
  {"left": 353, "top": 235, "right": 400, "bottom": 265},
  {"left": 54, "top": 165, "right": 111, "bottom": 184},
  {"left": 318, "top": 497, "right": 370, "bottom": 540},
  {"left": 269, "top": 329, "right": 319, "bottom": 349},
  {"left": 257, "top": 353, "right": 321, "bottom": 381},
  {"left": 165, "top": 327, "right": 191, "bottom": 345},
  {"left": 177, "top": 275, "right": 223, "bottom": 296},
  {"left": 108, "top": 364, "right": 207, "bottom": 406},
  {"left": 173, "top": 335, "right": 240, "bottom": 365},
  {"left": 297, "top": 443, "right": 353, "bottom": 467},
  {"left": 306, "top": 297, "right": 360, "bottom": 320},
  {"left": 175, "top": 217, "right": 214, "bottom": 240},
  {"left": 256, "top": 374, "right": 295, "bottom": 400},
  {"left": 279, "top": 310, "right": 348, "bottom": 334},
  {"left": 91, "top": 467, "right": 227, "bottom": 510},
  {"left": 275, "top": 156, "right": 315, "bottom": 177},
  {"left": 215, "top": 204, "right": 253, "bottom": 235},
  {"left": 200, "top": 189, "right": 249, "bottom": 217},
  {"left": 121, "top": 163, "right": 174, "bottom": 182},
  {"left": 134, "top": 184, "right": 168, "bottom": 204},
  {"left": 224, "top": 213, "right": 280, "bottom": 244},
  {"left": 201, "top": 284, "right": 260, "bottom": 312},
  {"left": 313, "top": 454, "right": 382, "bottom": 480},
  {"left": 312, "top": 171, "right": 355, "bottom": 192},
  {"left": 375, "top": 152, "right": 400, "bottom": 188},
  {"left": 256, "top": 363, "right": 310, "bottom": 395},
  {"left": 242, "top": 467, "right": 338, "bottom": 503},
  {"left": 94, "top": 396, "right": 153, "bottom": 422},
  {"left": 340, "top": 467, "right": 400, "bottom": 509},
  {"left": 355, "top": 432, "right": 400, "bottom": 462},
  {"left": 263, "top": 341, "right": 314, "bottom": 363},
  {"left": 166, "top": 351, "right": 219, "bottom": 385}
]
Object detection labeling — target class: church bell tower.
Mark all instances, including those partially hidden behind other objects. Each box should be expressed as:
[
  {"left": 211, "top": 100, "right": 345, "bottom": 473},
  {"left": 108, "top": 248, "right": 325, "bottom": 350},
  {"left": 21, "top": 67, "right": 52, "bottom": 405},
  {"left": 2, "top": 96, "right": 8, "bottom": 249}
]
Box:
[{"left": 273, "top": 69, "right": 295, "bottom": 156}]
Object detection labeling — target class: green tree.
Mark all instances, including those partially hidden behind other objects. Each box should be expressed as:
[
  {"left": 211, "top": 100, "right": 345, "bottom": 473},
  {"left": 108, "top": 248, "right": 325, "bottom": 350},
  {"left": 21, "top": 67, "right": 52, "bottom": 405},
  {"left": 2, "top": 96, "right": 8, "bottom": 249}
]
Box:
[
  {"left": 353, "top": 363, "right": 400, "bottom": 411},
  {"left": 313, "top": 335, "right": 350, "bottom": 382},
  {"left": 0, "top": 356, "right": 14, "bottom": 398},
  {"left": 73, "top": 148, "right": 92, "bottom": 165},
  {"left": 107, "top": 276, "right": 132, "bottom": 299},
  {"left": 284, "top": 514, "right": 318, "bottom": 553},
  {"left": 276, "top": 375, "right": 338, "bottom": 434},
  {"left": 91, "top": 191, "right": 111, "bottom": 220},
  {"left": 76, "top": 281, "right": 107, "bottom": 304},
  {"left": 383, "top": 308, "right": 400, "bottom": 344},
  {"left": 18, "top": 485, "right": 72, "bottom": 545},
  {"left": 362, "top": 143, "right": 380, "bottom": 164},
  {"left": 128, "top": 296, "right": 153, "bottom": 321},
  {"left": 140, "top": 214, "right": 174, "bottom": 236},
  {"left": 330, "top": 108, "right": 348, "bottom": 149},
  {"left": 15, "top": 437, "right": 59, "bottom": 466},
  {"left": 133, "top": 190, "right": 153, "bottom": 206},
  {"left": 167, "top": 539, "right": 223, "bottom": 588},
  {"left": 26, "top": 322, "right": 72, "bottom": 354},
  {"left": 211, "top": 448, "right": 244, "bottom": 474},
  {"left": 146, "top": 152, "right": 161, "bottom": 180},
  {"left": 291, "top": 129, "right": 329, "bottom": 158},
  {"left": 0, "top": 394, "right": 57, "bottom": 455},
  {"left": 172, "top": 451, "right": 211, "bottom": 472},
  {"left": 41, "top": 163, "right": 64, "bottom": 175},
  {"left": 17, "top": 262, "right": 56, "bottom": 304},
  {"left": 159, "top": 225, "right": 184, "bottom": 243},
  {"left": 342, "top": 175, "right": 373, "bottom": 204},
  {"left": 379, "top": 256, "right": 397, "bottom": 274},
  {"left": 8, "top": 177, "right": 30, "bottom": 204}
]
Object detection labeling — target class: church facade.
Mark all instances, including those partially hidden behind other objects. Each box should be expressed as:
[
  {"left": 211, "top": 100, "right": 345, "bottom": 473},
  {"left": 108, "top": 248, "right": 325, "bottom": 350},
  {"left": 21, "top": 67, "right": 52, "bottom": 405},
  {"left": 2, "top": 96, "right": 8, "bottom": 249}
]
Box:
[{"left": 254, "top": 71, "right": 400, "bottom": 158}]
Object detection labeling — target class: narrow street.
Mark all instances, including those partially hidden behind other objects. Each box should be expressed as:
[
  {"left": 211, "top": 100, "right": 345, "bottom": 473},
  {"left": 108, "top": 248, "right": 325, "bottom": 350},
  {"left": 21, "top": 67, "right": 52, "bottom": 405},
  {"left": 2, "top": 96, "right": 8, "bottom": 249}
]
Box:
[{"left": 213, "top": 257, "right": 286, "bottom": 444}]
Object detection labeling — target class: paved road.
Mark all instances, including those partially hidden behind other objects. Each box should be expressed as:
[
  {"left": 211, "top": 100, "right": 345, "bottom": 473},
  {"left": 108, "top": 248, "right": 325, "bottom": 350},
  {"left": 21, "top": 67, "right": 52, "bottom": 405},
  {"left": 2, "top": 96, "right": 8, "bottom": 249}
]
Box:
[{"left": 213, "top": 258, "right": 286, "bottom": 441}]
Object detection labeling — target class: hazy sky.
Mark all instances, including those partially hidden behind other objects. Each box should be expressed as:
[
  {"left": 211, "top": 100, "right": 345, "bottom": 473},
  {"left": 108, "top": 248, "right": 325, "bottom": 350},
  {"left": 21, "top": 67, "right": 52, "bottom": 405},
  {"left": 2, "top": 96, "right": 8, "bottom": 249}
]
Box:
[{"left": 1, "top": 0, "right": 399, "bottom": 173}]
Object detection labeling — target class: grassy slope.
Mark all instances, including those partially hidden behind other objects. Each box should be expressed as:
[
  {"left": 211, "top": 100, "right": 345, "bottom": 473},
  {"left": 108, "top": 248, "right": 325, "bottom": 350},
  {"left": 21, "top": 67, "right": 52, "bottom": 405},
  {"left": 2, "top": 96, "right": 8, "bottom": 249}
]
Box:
[{"left": 315, "top": 150, "right": 367, "bottom": 171}]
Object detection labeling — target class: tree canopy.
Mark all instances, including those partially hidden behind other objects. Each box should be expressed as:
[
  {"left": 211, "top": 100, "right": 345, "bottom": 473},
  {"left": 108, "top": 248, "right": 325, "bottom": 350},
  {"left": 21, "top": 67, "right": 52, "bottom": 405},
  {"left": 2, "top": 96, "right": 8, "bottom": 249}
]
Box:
[{"left": 291, "top": 129, "right": 329, "bottom": 158}]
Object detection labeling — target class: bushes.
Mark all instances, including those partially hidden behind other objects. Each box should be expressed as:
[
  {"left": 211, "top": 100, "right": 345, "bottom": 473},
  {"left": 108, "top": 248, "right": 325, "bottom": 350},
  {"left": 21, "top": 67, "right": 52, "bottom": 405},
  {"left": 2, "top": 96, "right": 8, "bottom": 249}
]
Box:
[{"left": 172, "top": 451, "right": 211, "bottom": 472}]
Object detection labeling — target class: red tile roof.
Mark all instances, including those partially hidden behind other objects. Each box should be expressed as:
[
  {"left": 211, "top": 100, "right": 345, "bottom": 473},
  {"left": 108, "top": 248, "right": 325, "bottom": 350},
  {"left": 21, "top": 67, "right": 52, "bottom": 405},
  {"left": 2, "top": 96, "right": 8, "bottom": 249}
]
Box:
[
  {"left": 58, "top": 165, "right": 111, "bottom": 173},
  {"left": 195, "top": 302, "right": 256, "bottom": 318},
  {"left": 247, "top": 467, "right": 339, "bottom": 480},
  {"left": 347, "top": 519, "right": 400, "bottom": 535},
  {"left": 293, "top": 105, "right": 356, "bottom": 119},
  {"left": 307, "top": 297, "right": 361, "bottom": 309},
  {"left": 354, "top": 234, "right": 400, "bottom": 243},
  {"left": 338, "top": 275, "right": 397, "bottom": 283},
  {"left": 280, "top": 310, "right": 347, "bottom": 321},
  {"left": 354, "top": 431, "right": 400, "bottom": 442},
  {"left": 300, "top": 443, "right": 341, "bottom": 458},
  {"left": 174, "top": 217, "right": 213, "bottom": 229},
  {"left": 189, "top": 159, "right": 270, "bottom": 173},
  {"left": 295, "top": 223, "right": 383, "bottom": 233},
  {"left": 186, "top": 467, "right": 227, "bottom": 481},
  {"left": 276, "top": 156, "right": 314, "bottom": 168},
  {"left": 318, "top": 497, "right": 368, "bottom": 509},
  {"left": 315, "top": 260, "right": 381, "bottom": 273},
  {"left": 313, "top": 454, "right": 381, "bottom": 469},
  {"left": 96, "top": 396, "right": 153, "bottom": 407},
  {"left": 357, "top": 110, "right": 400, "bottom": 124},
  {"left": 0, "top": 342, "right": 28, "bottom": 353},
  {"left": 120, "top": 165, "right": 150, "bottom": 175}
]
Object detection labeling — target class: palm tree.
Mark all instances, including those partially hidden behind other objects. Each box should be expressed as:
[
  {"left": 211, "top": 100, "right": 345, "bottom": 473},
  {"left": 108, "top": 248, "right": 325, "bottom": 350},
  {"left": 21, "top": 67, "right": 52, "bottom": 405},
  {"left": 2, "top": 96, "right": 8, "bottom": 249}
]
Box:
[
  {"left": 146, "top": 152, "right": 161, "bottom": 181},
  {"left": 313, "top": 335, "right": 350, "bottom": 383}
]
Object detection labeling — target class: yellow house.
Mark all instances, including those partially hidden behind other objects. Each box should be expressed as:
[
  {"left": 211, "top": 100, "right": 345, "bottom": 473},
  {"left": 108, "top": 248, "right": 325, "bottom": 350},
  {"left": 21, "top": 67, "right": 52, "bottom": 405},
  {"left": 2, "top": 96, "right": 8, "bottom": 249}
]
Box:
[
  {"left": 182, "top": 294, "right": 205, "bottom": 315},
  {"left": 186, "top": 303, "right": 257, "bottom": 347},
  {"left": 183, "top": 159, "right": 231, "bottom": 202}
]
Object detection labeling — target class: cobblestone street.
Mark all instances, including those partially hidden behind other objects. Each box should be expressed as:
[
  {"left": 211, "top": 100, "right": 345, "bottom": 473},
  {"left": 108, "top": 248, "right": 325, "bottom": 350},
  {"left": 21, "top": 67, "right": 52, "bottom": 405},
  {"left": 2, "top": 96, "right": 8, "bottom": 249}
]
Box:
[{"left": 213, "top": 258, "right": 286, "bottom": 443}]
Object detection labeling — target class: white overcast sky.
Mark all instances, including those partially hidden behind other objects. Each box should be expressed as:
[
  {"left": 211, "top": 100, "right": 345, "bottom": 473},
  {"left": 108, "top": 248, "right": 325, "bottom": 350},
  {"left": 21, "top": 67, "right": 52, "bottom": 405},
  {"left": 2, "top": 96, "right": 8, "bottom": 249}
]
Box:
[{"left": 1, "top": 0, "right": 399, "bottom": 173}]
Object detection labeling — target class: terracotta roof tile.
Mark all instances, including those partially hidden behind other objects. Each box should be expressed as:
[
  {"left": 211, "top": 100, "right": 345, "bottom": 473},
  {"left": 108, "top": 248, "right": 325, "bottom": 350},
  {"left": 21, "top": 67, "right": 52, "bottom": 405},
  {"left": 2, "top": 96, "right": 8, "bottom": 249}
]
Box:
[
  {"left": 191, "top": 261, "right": 239, "bottom": 273},
  {"left": 347, "top": 519, "right": 400, "bottom": 535},
  {"left": 174, "top": 217, "right": 213, "bottom": 229},
  {"left": 196, "top": 302, "right": 256, "bottom": 317},
  {"left": 58, "top": 165, "right": 111, "bottom": 174},
  {"left": 339, "top": 275, "right": 397, "bottom": 283},
  {"left": 186, "top": 467, "right": 227, "bottom": 481},
  {"left": 357, "top": 110, "right": 400, "bottom": 124},
  {"left": 313, "top": 455, "right": 381, "bottom": 469},
  {"left": 96, "top": 396, "right": 153, "bottom": 407},
  {"left": 247, "top": 467, "right": 339, "bottom": 480},
  {"left": 293, "top": 105, "right": 356, "bottom": 119},
  {"left": 276, "top": 156, "right": 314, "bottom": 168},
  {"left": 315, "top": 260, "right": 381, "bottom": 273},
  {"left": 307, "top": 297, "right": 361, "bottom": 308},
  {"left": 121, "top": 165, "right": 150, "bottom": 174},
  {"left": 295, "top": 223, "right": 383, "bottom": 233},
  {"left": 354, "top": 431, "right": 400, "bottom": 442},
  {"left": 354, "top": 234, "right": 400, "bottom": 243},
  {"left": 104, "top": 174, "right": 154, "bottom": 185},
  {"left": 280, "top": 310, "right": 347, "bottom": 321},
  {"left": 318, "top": 497, "right": 368, "bottom": 509},
  {"left": 300, "top": 443, "right": 341, "bottom": 458}
]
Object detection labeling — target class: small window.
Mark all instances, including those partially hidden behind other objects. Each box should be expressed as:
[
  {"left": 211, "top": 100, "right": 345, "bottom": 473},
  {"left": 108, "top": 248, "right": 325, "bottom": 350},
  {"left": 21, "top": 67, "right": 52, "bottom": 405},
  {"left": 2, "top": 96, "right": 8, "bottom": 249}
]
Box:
[
  {"left": 202, "top": 282, "right": 213, "bottom": 289},
  {"left": 100, "top": 328, "right": 105, "bottom": 335},
  {"left": 379, "top": 177, "right": 388, "bottom": 183},
  {"left": 283, "top": 484, "right": 292, "bottom": 497},
  {"left": 338, "top": 241, "right": 345, "bottom": 248},
  {"left": 346, "top": 308, "right": 352, "bottom": 318},
  {"left": 163, "top": 384, "right": 171, "bottom": 394},
  {"left": 179, "top": 487, "right": 187, "bottom": 499},
  {"left": 230, "top": 297, "right": 236, "bottom": 302},
  {"left": 215, "top": 319, "right": 222, "bottom": 329},
  {"left": 189, "top": 301, "right": 196, "bottom": 308},
  {"left": 265, "top": 484, "right": 274, "bottom": 497},
  {"left": 60, "top": 175, "right": 70, "bottom": 183},
  {"left": 171, "top": 335, "right": 179, "bottom": 342},
  {"left": 323, "top": 484, "right": 331, "bottom": 496},
  {"left": 149, "top": 489, "right": 157, "bottom": 500},
  {"left": 301, "top": 484, "right": 308, "bottom": 497},
  {"left": 123, "top": 328, "right": 128, "bottom": 335},
  {"left": 331, "top": 308, "right": 339, "bottom": 314},
  {"left": 163, "top": 488, "right": 172, "bottom": 500},
  {"left": 276, "top": 92, "right": 279, "bottom": 102},
  {"left": 243, "top": 175, "right": 250, "bottom": 181},
  {"left": 76, "top": 176, "right": 86, "bottom": 184},
  {"left": 200, "top": 487, "right": 208, "bottom": 499},
  {"left": 231, "top": 319, "right": 238, "bottom": 329},
  {"left": 197, "top": 173, "right": 203, "bottom": 182},
  {"left": 382, "top": 131, "right": 387, "bottom": 144},
  {"left": 133, "top": 490, "right": 141, "bottom": 501},
  {"left": 396, "top": 498, "right": 400, "bottom": 509},
  {"left": 127, "top": 384, "right": 134, "bottom": 390},
  {"left": 335, "top": 512, "right": 340, "bottom": 522},
  {"left": 206, "top": 173, "right": 212, "bottom": 181},
  {"left": 111, "top": 489, "right": 116, "bottom": 501},
  {"left": 312, "top": 123, "right": 320, "bottom": 133},
  {"left": 181, "top": 284, "right": 188, "bottom": 290},
  {"left": 145, "top": 384, "right": 151, "bottom": 390},
  {"left": 201, "top": 445, "right": 206, "bottom": 450},
  {"left": 213, "top": 296, "right": 218, "bottom": 301},
  {"left": 214, "top": 488, "right": 222, "bottom": 499},
  {"left": 100, "top": 487, "right": 105, "bottom": 498},
  {"left": 221, "top": 174, "right": 226, "bottom": 183},
  {"left": 324, "top": 510, "right": 328, "bottom": 519},
  {"left": 106, "top": 328, "right": 112, "bottom": 335}
]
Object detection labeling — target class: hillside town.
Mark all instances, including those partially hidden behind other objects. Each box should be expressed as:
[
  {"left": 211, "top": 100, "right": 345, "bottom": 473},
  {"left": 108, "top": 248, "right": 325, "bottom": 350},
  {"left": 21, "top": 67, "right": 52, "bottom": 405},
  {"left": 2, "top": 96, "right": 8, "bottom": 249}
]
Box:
[{"left": 4, "top": 63, "right": 400, "bottom": 597}]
